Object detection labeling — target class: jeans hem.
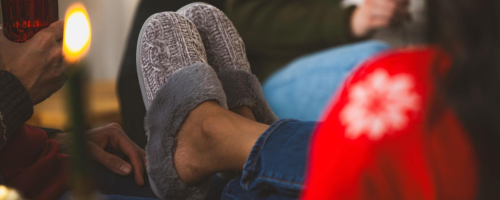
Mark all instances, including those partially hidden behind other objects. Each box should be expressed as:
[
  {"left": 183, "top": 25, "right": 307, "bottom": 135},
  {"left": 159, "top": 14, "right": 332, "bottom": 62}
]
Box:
[{"left": 241, "top": 119, "right": 298, "bottom": 189}]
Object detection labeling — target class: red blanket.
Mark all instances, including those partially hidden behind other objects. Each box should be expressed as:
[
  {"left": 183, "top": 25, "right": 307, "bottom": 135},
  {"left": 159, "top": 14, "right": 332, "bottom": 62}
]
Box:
[{"left": 0, "top": 124, "right": 69, "bottom": 200}]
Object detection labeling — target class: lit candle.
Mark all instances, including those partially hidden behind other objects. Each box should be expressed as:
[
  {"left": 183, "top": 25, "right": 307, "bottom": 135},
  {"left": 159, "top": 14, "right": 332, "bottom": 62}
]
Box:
[
  {"left": 0, "top": 185, "right": 22, "bottom": 200},
  {"left": 62, "top": 3, "right": 97, "bottom": 200},
  {"left": 63, "top": 3, "right": 91, "bottom": 63}
]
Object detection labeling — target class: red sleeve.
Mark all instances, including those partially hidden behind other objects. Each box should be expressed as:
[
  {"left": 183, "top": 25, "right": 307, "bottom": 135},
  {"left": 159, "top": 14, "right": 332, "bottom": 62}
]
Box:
[{"left": 301, "top": 48, "right": 443, "bottom": 200}]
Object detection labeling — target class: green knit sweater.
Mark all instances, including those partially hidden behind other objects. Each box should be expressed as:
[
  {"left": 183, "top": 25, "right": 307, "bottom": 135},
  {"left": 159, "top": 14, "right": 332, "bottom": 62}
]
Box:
[{"left": 225, "top": 0, "right": 355, "bottom": 80}]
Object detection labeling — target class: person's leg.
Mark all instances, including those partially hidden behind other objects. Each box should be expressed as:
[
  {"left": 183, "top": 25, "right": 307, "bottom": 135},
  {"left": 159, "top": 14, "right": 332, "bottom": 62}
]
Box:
[
  {"left": 173, "top": 102, "right": 269, "bottom": 184},
  {"left": 222, "top": 121, "right": 316, "bottom": 200},
  {"left": 172, "top": 101, "right": 315, "bottom": 199},
  {"left": 136, "top": 5, "right": 311, "bottom": 199},
  {"left": 263, "top": 41, "right": 389, "bottom": 121}
]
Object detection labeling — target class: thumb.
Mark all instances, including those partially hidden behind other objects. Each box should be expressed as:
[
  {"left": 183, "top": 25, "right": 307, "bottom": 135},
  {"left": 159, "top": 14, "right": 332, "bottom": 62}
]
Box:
[{"left": 89, "top": 142, "right": 132, "bottom": 175}]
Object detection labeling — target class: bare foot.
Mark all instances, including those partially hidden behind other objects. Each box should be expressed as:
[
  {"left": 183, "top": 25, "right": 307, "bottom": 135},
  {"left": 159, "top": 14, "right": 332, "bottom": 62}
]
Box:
[{"left": 174, "top": 101, "right": 269, "bottom": 185}]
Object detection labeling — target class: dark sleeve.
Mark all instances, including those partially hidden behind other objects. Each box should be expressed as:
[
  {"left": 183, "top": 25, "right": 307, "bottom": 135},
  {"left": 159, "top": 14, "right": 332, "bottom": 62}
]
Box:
[
  {"left": 225, "top": 0, "right": 357, "bottom": 79},
  {"left": 0, "top": 70, "right": 34, "bottom": 151},
  {"left": 226, "top": 0, "right": 354, "bottom": 50}
]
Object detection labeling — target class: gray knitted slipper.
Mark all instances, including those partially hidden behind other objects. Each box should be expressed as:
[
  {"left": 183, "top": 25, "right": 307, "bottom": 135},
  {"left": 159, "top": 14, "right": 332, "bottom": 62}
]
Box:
[
  {"left": 137, "top": 12, "right": 227, "bottom": 200},
  {"left": 137, "top": 11, "right": 208, "bottom": 109},
  {"left": 178, "top": 3, "right": 277, "bottom": 125}
]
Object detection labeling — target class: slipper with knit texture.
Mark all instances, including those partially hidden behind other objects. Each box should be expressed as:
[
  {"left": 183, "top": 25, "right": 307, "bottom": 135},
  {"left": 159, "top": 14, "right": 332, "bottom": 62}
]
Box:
[
  {"left": 178, "top": 2, "right": 278, "bottom": 125},
  {"left": 137, "top": 11, "right": 227, "bottom": 200}
]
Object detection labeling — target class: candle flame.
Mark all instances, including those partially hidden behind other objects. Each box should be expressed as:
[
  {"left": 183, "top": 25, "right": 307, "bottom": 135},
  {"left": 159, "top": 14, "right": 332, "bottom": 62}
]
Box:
[
  {"left": 63, "top": 3, "right": 91, "bottom": 63},
  {"left": 0, "top": 185, "right": 21, "bottom": 200}
]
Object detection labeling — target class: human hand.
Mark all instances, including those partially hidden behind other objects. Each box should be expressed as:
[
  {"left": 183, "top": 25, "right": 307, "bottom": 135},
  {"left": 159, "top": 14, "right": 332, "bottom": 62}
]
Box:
[
  {"left": 51, "top": 124, "right": 147, "bottom": 185},
  {"left": 0, "top": 21, "right": 69, "bottom": 105},
  {"left": 86, "top": 123, "right": 147, "bottom": 186},
  {"left": 350, "top": 0, "right": 410, "bottom": 38}
]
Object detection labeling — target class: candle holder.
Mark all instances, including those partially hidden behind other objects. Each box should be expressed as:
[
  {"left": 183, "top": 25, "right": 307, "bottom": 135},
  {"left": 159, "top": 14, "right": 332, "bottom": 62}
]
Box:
[{"left": 62, "top": 3, "right": 97, "bottom": 199}]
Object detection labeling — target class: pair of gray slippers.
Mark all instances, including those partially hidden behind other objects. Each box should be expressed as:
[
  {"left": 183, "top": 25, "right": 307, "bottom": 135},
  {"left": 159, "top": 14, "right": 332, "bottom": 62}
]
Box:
[{"left": 136, "top": 3, "right": 277, "bottom": 200}]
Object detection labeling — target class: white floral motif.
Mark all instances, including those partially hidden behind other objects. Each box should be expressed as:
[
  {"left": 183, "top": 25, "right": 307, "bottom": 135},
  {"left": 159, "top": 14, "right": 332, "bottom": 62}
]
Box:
[{"left": 340, "top": 69, "right": 420, "bottom": 140}]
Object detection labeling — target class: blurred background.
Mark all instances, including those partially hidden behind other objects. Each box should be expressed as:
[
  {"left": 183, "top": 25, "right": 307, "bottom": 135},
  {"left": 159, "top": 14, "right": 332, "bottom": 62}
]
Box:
[
  {"left": 1, "top": 0, "right": 140, "bottom": 130},
  {"left": 0, "top": 0, "right": 424, "bottom": 133}
]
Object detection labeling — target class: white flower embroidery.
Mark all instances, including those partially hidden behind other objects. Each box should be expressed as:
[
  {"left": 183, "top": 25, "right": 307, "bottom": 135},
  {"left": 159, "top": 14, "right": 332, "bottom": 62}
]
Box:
[{"left": 340, "top": 69, "right": 420, "bottom": 140}]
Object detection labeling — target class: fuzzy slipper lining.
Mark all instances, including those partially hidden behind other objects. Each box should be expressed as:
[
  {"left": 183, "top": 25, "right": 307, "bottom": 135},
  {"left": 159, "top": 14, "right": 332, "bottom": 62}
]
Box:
[
  {"left": 217, "top": 70, "right": 278, "bottom": 125},
  {"left": 145, "top": 63, "right": 227, "bottom": 200}
]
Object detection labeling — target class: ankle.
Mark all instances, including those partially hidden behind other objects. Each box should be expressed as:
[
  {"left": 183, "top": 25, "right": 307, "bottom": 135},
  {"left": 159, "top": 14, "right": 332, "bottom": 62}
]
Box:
[
  {"left": 200, "top": 113, "right": 226, "bottom": 136},
  {"left": 230, "top": 106, "right": 256, "bottom": 121},
  {"left": 200, "top": 109, "right": 266, "bottom": 171}
]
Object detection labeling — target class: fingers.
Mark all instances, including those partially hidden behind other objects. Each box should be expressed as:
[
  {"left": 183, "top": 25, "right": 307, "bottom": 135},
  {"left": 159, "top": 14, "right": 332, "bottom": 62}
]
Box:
[
  {"left": 31, "top": 22, "right": 64, "bottom": 68},
  {"left": 47, "top": 20, "right": 65, "bottom": 41},
  {"left": 367, "top": 0, "right": 410, "bottom": 28},
  {"left": 140, "top": 149, "right": 147, "bottom": 168},
  {"left": 88, "top": 142, "right": 133, "bottom": 176},
  {"left": 33, "top": 21, "right": 63, "bottom": 46},
  {"left": 372, "top": 0, "right": 397, "bottom": 10},
  {"left": 40, "top": 21, "right": 68, "bottom": 83},
  {"left": 370, "top": 17, "right": 391, "bottom": 28},
  {"left": 116, "top": 135, "right": 146, "bottom": 186},
  {"left": 101, "top": 123, "right": 146, "bottom": 185},
  {"left": 370, "top": 0, "right": 397, "bottom": 18}
]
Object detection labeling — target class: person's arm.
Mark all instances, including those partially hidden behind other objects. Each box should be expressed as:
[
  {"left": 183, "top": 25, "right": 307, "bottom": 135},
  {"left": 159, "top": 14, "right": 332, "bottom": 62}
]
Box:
[
  {"left": 226, "top": 0, "right": 353, "bottom": 54},
  {"left": 0, "top": 71, "right": 34, "bottom": 151},
  {"left": 349, "top": 0, "right": 410, "bottom": 38},
  {"left": 226, "top": 0, "right": 408, "bottom": 50},
  {"left": 0, "top": 21, "right": 68, "bottom": 152}
]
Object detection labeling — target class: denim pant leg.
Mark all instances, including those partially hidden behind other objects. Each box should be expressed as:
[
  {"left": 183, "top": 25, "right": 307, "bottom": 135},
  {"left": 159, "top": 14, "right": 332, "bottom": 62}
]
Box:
[
  {"left": 263, "top": 41, "right": 389, "bottom": 121},
  {"left": 221, "top": 120, "right": 317, "bottom": 200}
]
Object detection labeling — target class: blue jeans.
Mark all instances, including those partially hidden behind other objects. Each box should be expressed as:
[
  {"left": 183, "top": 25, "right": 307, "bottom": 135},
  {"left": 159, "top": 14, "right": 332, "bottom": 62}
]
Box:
[
  {"left": 221, "top": 120, "right": 317, "bottom": 200},
  {"left": 263, "top": 41, "right": 389, "bottom": 121}
]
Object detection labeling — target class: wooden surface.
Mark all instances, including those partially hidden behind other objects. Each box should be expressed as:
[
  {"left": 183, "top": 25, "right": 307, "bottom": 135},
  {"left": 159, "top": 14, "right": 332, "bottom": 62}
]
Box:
[{"left": 27, "top": 80, "right": 122, "bottom": 130}]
